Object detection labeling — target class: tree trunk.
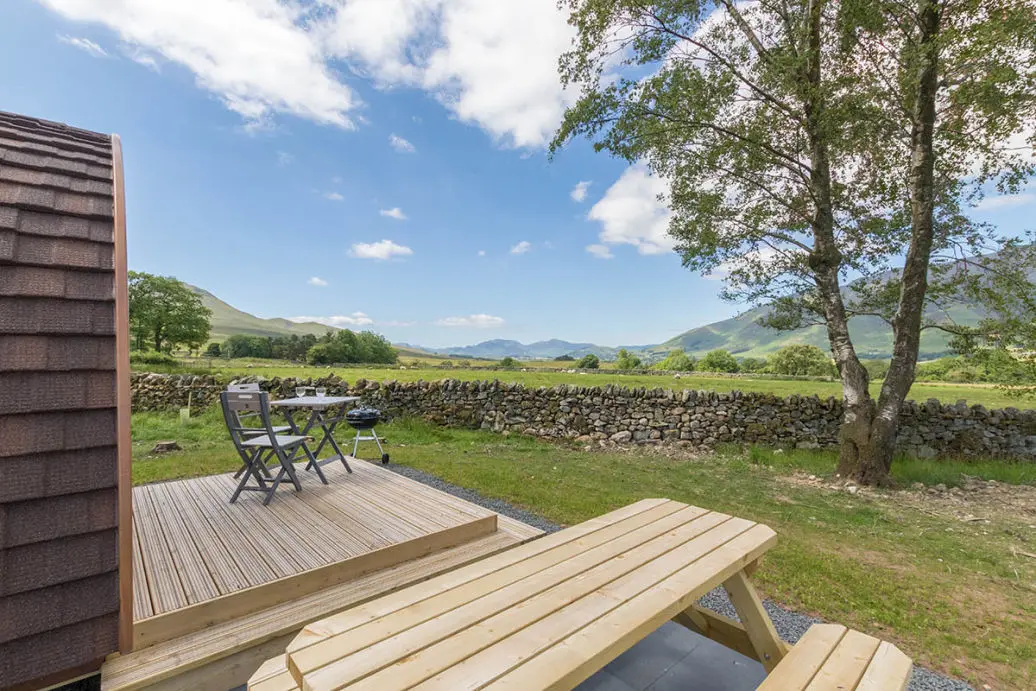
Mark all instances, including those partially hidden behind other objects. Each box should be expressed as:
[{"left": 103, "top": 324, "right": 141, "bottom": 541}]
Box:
[
  {"left": 796, "top": 0, "right": 882, "bottom": 482},
  {"left": 153, "top": 325, "right": 163, "bottom": 353},
  {"left": 841, "top": 0, "right": 942, "bottom": 486}
]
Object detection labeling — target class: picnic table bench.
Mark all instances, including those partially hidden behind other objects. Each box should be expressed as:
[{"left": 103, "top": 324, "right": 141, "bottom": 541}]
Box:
[{"left": 248, "top": 498, "right": 911, "bottom": 691}]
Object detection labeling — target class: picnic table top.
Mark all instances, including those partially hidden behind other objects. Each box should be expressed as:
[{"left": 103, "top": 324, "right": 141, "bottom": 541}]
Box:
[
  {"left": 270, "top": 395, "right": 360, "bottom": 409},
  {"left": 251, "top": 497, "right": 779, "bottom": 691}
]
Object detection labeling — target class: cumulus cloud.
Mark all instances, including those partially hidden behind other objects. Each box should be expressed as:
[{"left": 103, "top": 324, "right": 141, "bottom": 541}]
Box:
[
  {"left": 289, "top": 312, "right": 374, "bottom": 327},
  {"left": 477, "top": 249, "right": 486, "bottom": 256},
  {"left": 350, "top": 239, "right": 414, "bottom": 260},
  {"left": 586, "top": 244, "right": 614, "bottom": 259},
  {"left": 57, "top": 34, "right": 108, "bottom": 57},
  {"left": 571, "top": 180, "right": 592, "bottom": 202},
  {"left": 380, "top": 207, "right": 407, "bottom": 220},
  {"left": 41, "top": 0, "right": 359, "bottom": 129},
  {"left": 307, "top": 276, "right": 329, "bottom": 287},
  {"left": 510, "top": 240, "right": 532, "bottom": 255},
  {"left": 388, "top": 134, "right": 416, "bottom": 153},
  {"left": 324, "top": 191, "right": 344, "bottom": 201},
  {"left": 436, "top": 314, "right": 506, "bottom": 328},
  {"left": 40, "top": 0, "right": 578, "bottom": 146},
  {"left": 974, "top": 193, "right": 1035, "bottom": 211},
  {"left": 588, "top": 165, "right": 675, "bottom": 255}
]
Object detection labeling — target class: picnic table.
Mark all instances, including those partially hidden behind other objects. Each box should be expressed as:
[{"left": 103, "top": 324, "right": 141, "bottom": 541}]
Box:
[
  {"left": 271, "top": 395, "right": 359, "bottom": 481},
  {"left": 249, "top": 498, "right": 790, "bottom": 690}
]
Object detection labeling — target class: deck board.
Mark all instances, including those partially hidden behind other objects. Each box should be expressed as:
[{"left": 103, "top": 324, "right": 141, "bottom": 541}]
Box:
[{"left": 131, "top": 459, "right": 507, "bottom": 640}]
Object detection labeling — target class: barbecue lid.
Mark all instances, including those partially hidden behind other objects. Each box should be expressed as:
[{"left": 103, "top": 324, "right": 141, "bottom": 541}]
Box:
[{"left": 346, "top": 406, "right": 381, "bottom": 420}]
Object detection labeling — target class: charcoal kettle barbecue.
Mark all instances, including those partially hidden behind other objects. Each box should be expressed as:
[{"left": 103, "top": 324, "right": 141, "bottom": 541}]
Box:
[{"left": 345, "top": 406, "right": 389, "bottom": 463}]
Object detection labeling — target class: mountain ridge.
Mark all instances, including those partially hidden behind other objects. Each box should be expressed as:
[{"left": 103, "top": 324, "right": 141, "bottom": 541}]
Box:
[{"left": 193, "top": 283, "right": 974, "bottom": 361}]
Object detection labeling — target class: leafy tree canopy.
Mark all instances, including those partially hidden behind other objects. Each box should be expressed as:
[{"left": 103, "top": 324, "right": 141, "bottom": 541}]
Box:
[
  {"left": 769, "top": 344, "right": 836, "bottom": 377},
  {"left": 615, "top": 348, "right": 643, "bottom": 370},
  {"left": 656, "top": 348, "right": 696, "bottom": 371},
  {"left": 498, "top": 356, "right": 519, "bottom": 369},
  {"left": 699, "top": 349, "right": 739, "bottom": 373},
  {"left": 128, "top": 271, "right": 211, "bottom": 353},
  {"left": 578, "top": 353, "right": 601, "bottom": 369}
]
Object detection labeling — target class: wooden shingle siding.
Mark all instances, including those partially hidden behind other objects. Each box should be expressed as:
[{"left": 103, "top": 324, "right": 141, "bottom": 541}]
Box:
[{"left": 0, "top": 110, "right": 121, "bottom": 689}]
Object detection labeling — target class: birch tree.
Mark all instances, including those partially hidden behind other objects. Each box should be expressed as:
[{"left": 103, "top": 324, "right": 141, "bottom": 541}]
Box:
[{"left": 553, "top": 0, "right": 1036, "bottom": 485}]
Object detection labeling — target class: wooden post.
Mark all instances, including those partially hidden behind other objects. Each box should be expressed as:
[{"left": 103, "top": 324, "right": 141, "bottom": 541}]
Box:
[
  {"left": 723, "top": 569, "right": 788, "bottom": 671},
  {"left": 111, "top": 134, "right": 135, "bottom": 653}
]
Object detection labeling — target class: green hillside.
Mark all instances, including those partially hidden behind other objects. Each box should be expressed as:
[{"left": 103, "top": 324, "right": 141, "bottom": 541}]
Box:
[
  {"left": 661, "top": 305, "right": 968, "bottom": 360},
  {"left": 188, "top": 284, "right": 335, "bottom": 340}
]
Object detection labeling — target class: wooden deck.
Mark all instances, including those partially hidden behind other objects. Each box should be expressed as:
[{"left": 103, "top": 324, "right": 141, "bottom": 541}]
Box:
[
  {"left": 103, "top": 459, "right": 541, "bottom": 691},
  {"left": 130, "top": 458, "right": 539, "bottom": 650}
]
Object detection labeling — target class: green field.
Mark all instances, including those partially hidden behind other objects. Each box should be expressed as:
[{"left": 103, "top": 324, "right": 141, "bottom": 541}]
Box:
[
  {"left": 132, "top": 410, "right": 1036, "bottom": 688},
  {"left": 150, "top": 358, "right": 1035, "bottom": 410}
]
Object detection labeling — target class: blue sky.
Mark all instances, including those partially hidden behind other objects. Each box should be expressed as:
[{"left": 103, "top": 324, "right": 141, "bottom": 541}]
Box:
[{"left": 4, "top": 1, "right": 1033, "bottom": 348}]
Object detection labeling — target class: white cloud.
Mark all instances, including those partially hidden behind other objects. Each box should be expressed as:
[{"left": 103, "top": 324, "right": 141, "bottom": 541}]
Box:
[
  {"left": 380, "top": 320, "right": 416, "bottom": 327},
  {"left": 41, "top": 0, "right": 359, "bottom": 129},
  {"left": 388, "top": 134, "right": 416, "bottom": 153},
  {"left": 307, "top": 276, "right": 329, "bottom": 287},
  {"left": 324, "top": 191, "right": 344, "bottom": 201},
  {"left": 477, "top": 249, "right": 486, "bottom": 256},
  {"left": 121, "top": 44, "right": 160, "bottom": 71},
  {"left": 436, "top": 314, "right": 506, "bottom": 328},
  {"left": 57, "top": 34, "right": 108, "bottom": 58},
  {"left": 379, "top": 207, "right": 407, "bottom": 220},
  {"left": 586, "top": 244, "right": 614, "bottom": 259},
  {"left": 974, "top": 193, "right": 1036, "bottom": 211},
  {"left": 41, "top": 0, "right": 578, "bottom": 147},
  {"left": 588, "top": 164, "right": 675, "bottom": 255},
  {"left": 350, "top": 239, "right": 414, "bottom": 260},
  {"left": 417, "top": 0, "right": 576, "bottom": 148},
  {"left": 289, "top": 312, "right": 374, "bottom": 327},
  {"left": 510, "top": 240, "right": 532, "bottom": 255},
  {"left": 277, "top": 150, "right": 294, "bottom": 166},
  {"left": 571, "top": 180, "right": 592, "bottom": 202}
]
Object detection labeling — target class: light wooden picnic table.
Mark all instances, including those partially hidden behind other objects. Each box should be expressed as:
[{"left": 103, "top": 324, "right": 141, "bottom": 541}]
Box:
[{"left": 249, "top": 498, "right": 788, "bottom": 691}]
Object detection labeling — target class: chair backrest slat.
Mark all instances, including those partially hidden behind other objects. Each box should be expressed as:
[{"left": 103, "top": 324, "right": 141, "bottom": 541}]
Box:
[
  {"left": 220, "top": 390, "right": 289, "bottom": 451},
  {"left": 228, "top": 382, "right": 260, "bottom": 392}
]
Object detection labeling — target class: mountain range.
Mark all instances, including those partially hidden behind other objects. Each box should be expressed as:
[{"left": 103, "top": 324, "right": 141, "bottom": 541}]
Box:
[{"left": 191, "top": 283, "right": 972, "bottom": 361}]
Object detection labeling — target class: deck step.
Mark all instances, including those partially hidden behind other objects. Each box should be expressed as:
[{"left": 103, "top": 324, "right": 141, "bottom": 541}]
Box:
[{"left": 101, "top": 529, "right": 534, "bottom": 691}]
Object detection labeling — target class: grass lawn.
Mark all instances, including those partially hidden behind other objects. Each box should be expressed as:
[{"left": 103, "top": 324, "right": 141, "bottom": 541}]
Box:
[
  {"left": 133, "top": 409, "right": 1036, "bottom": 688},
  {"left": 142, "top": 359, "right": 1035, "bottom": 410}
]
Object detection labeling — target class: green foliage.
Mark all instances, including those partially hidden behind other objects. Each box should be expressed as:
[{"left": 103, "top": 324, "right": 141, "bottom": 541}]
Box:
[
  {"left": 862, "top": 359, "right": 890, "bottom": 381},
  {"left": 738, "top": 357, "right": 768, "bottom": 373},
  {"left": 306, "top": 329, "right": 397, "bottom": 365},
  {"left": 656, "top": 348, "right": 695, "bottom": 371},
  {"left": 916, "top": 349, "right": 1036, "bottom": 385},
  {"left": 614, "top": 348, "right": 642, "bottom": 371},
  {"left": 129, "top": 351, "right": 179, "bottom": 367},
  {"left": 768, "top": 345, "right": 836, "bottom": 378},
  {"left": 128, "top": 271, "right": 211, "bottom": 353},
  {"left": 498, "top": 356, "right": 519, "bottom": 369},
  {"left": 699, "top": 349, "right": 739, "bottom": 373},
  {"left": 577, "top": 353, "right": 600, "bottom": 369},
  {"left": 203, "top": 341, "right": 221, "bottom": 357},
  {"left": 554, "top": 354, "right": 575, "bottom": 361}
]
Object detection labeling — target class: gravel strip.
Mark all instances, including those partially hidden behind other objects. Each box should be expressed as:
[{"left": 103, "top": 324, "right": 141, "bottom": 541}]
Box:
[{"left": 386, "top": 463, "right": 973, "bottom": 691}]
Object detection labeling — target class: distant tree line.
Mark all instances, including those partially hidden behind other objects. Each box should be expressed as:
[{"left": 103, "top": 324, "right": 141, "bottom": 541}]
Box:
[{"left": 209, "top": 329, "right": 397, "bottom": 365}]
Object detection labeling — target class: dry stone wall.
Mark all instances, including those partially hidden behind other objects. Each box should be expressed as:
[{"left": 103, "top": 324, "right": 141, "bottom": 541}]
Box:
[{"left": 131, "top": 372, "right": 1036, "bottom": 460}]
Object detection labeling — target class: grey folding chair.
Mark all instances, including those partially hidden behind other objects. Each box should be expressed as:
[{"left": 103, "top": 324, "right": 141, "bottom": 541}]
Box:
[
  {"left": 220, "top": 390, "right": 317, "bottom": 505},
  {"left": 225, "top": 383, "right": 293, "bottom": 478}
]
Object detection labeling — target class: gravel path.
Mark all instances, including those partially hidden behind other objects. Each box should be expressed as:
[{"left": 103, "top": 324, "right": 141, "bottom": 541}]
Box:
[{"left": 386, "top": 463, "right": 973, "bottom": 691}]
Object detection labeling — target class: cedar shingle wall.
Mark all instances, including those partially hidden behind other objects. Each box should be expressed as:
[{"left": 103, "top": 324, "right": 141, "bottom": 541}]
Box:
[{"left": 0, "top": 111, "right": 119, "bottom": 689}]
